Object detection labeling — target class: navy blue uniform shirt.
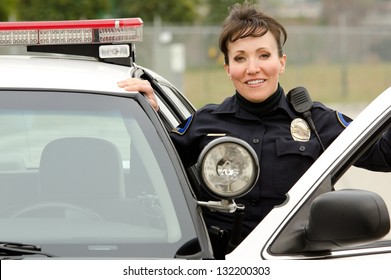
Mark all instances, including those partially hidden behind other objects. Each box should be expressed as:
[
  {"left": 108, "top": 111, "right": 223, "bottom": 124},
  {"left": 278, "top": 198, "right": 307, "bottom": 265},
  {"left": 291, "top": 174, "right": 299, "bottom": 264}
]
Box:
[{"left": 170, "top": 86, "right": 391, "bottom": 238}]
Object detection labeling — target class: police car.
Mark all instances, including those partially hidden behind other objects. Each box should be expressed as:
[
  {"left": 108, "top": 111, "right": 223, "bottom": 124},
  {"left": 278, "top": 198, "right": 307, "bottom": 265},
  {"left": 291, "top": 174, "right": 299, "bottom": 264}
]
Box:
[
  {"left": 0, "top": 18, "right": 259, "bottom": 259},
  {"left": 0, "top": 18, "right": 391, "bottom": 261}
]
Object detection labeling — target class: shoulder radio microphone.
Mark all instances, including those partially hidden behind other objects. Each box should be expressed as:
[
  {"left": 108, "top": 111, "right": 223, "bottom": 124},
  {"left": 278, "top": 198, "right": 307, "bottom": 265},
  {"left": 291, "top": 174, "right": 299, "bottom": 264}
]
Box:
[{"left": 287, "top": 86, "right": 325, "bottom": 152}]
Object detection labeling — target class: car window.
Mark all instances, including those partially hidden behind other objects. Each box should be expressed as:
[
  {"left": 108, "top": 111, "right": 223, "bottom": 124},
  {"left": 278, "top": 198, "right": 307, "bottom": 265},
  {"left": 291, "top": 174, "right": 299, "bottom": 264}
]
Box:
[
  {"left": 0, "top": 90, "right": 197, "bottom": 258},
  {"left": 159, "top": 83, "right": 194, "bottom": 119},
  {"left": 154, "top": 83, "right": 194, "bottom": 130}
]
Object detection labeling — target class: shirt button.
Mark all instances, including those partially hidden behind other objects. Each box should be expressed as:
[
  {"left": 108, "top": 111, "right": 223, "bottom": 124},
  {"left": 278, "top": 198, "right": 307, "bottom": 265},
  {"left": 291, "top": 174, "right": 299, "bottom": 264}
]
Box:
[
  {"left": 299, "top": 146, "right": 306, "bottom": 152},
  {"left": 253, "top": 138, "right": 260, "bottom": 144}
]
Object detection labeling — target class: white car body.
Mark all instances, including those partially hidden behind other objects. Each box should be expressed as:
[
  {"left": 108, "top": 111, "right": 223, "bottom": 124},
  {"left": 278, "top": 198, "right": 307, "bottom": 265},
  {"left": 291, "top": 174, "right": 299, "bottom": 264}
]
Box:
[{"left": 0, "top": 55, "right": 132, "bottom": 93}]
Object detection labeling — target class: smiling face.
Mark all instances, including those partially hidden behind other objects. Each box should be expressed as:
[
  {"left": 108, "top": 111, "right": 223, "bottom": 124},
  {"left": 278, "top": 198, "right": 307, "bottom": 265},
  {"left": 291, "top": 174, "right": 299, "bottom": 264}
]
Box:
[{"left": 224, "top": 31, "right": 286, "bottom": 103}]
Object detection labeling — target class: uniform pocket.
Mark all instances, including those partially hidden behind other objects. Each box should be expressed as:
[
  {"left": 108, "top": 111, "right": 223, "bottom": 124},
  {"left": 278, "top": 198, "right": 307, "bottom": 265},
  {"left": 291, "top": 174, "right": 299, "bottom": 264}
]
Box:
[
  {"left": 272, "top": 137, "right": 322, "bottom": 195},
  {"left": 275, "top": 137, "right": 321, "bottom": 160}
]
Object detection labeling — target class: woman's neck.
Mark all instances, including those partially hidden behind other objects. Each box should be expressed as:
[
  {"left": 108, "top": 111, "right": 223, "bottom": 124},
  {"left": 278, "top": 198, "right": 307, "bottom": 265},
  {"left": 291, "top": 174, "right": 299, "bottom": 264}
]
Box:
[{"left": 236, "top": 85, "right": 282, "bottom": 117}]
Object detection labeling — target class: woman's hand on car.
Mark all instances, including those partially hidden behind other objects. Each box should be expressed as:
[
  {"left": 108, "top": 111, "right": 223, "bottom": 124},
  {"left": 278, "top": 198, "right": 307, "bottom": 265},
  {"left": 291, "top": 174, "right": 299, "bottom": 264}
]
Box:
[{"left": 118, "top": 78, "right": 159, "bottom": 111}]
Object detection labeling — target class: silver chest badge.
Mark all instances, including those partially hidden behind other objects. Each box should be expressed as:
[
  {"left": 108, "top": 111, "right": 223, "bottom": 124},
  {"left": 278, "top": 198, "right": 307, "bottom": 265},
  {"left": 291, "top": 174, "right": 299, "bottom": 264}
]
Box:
[{"left": 290, "top": 118, "right": 311, "bottom": 142}]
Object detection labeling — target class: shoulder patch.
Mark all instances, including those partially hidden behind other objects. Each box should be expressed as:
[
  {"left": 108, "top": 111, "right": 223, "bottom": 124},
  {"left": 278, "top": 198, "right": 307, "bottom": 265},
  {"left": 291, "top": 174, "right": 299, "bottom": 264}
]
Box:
[
  {"left": 336, "top": 111, "right": 351, "bottom": 128},
  {"left": 171, "top": 115, "right": 193, "bottom": 135}
]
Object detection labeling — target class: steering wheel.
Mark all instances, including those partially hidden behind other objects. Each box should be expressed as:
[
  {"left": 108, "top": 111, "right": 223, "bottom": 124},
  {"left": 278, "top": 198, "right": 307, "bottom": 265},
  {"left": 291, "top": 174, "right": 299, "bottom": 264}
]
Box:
[{"left": 11, "top": 202, "right": 104, "bottom": 220}]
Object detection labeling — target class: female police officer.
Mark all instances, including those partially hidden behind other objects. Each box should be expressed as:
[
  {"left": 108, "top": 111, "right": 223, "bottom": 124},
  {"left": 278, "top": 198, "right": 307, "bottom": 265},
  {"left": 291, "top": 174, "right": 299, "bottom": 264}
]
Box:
[{"left": 118, "top": 1, "right": 391, "bottom": 258}]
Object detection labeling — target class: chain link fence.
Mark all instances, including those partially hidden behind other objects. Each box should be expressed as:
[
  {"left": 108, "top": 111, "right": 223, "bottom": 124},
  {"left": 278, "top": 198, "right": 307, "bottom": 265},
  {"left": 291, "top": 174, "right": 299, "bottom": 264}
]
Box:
[{"left": 136, "top": 24, "right": 391, "bottom": 107}]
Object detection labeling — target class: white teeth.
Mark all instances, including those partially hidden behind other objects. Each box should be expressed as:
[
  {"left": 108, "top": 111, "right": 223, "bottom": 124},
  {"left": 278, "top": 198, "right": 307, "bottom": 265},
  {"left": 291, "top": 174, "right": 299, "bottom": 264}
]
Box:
[{"left": 246, "top": 79, "right": 265, "bottom": 85}]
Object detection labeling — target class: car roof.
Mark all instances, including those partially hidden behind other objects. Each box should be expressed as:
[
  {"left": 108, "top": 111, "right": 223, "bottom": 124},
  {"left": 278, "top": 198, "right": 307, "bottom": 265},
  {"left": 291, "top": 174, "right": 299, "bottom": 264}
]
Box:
[{"left": 0, "top": 55, "right": 134, "bottom": 94}]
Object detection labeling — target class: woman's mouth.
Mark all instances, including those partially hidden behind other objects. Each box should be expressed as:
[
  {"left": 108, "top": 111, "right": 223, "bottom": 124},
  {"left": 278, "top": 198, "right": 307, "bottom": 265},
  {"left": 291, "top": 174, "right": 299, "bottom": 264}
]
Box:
[{"left": 246, "top": 79, "right": 265, "bottom": 85}]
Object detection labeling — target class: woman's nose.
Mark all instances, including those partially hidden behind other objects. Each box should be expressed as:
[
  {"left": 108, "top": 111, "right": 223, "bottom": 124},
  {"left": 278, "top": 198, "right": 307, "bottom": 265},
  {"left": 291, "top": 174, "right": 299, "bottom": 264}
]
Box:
[{"left": 246, "top": 59, "right": 261, "bottom": 74}]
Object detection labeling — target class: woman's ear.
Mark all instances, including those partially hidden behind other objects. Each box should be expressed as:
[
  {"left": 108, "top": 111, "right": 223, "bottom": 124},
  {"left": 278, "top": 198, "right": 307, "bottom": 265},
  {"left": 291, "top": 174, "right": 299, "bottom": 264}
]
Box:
[
  {"left": 224, "top": 63, "right": 231, "bottom": 79},
  {"left": 279, "top": 54, "right": 287, "bottom": 74}
]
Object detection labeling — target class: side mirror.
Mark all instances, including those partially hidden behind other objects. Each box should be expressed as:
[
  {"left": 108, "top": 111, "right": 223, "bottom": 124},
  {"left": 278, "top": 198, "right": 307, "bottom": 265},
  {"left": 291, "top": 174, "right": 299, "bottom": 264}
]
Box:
[
  {"left": 305, "top": 189, "right": 390, "bottom": 251},
  {"left": 197, "top": 137, "right": 259, "bottom": 213}
]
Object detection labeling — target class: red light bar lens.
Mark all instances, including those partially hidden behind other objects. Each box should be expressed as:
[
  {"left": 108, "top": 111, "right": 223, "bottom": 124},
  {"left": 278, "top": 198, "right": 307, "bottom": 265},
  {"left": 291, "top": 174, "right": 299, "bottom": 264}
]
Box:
[{"left": 0, "top": 18, "right": 143, "bottom": 45}]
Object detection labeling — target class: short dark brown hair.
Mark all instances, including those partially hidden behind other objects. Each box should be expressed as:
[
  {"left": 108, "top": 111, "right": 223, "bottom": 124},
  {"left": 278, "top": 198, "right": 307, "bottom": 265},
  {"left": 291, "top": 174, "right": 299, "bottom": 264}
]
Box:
[{"left": 219, "top": 2, "right": 287, "bottom": 64}]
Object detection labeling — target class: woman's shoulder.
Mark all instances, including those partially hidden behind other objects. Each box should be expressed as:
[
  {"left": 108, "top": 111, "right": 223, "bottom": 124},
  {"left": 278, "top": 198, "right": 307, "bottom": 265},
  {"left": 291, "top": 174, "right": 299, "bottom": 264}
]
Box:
[
  {"left": 312, "top": 101, "right": 335, "bottom": 113},
  {"left": 196, "top": 95, "right": 236, "bottom": 114},
  {"left": 312, "top": 101, "right": 352, "bottom": 127}
]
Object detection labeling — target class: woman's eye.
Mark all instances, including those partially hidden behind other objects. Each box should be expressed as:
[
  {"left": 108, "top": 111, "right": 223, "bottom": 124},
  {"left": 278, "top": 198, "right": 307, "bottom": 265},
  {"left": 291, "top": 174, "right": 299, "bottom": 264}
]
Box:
[
  {"left": 234, "top": 56, "right": 245, "bottom": 62},
  {"left": 260, "top": 53, "right": 270, "bottom": 59}
]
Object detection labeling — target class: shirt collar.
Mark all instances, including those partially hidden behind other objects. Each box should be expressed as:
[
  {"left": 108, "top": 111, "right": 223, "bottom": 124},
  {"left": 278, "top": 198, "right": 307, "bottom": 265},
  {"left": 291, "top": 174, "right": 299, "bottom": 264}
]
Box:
[{"left": 211, "top": 87, "right": 297, "bottom": 120}]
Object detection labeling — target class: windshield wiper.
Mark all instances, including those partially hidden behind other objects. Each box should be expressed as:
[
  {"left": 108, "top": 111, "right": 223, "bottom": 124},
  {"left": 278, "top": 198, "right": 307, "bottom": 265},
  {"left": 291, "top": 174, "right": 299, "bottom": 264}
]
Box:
[{"left": 0, "top": 241, "right": 55, "bottom": 258}]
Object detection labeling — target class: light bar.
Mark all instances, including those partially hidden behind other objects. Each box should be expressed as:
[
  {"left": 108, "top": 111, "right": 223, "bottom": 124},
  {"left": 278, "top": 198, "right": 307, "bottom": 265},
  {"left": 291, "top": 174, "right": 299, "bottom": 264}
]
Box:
[{"left": 0, "top": 18, "right": 143, "bottom": 46}]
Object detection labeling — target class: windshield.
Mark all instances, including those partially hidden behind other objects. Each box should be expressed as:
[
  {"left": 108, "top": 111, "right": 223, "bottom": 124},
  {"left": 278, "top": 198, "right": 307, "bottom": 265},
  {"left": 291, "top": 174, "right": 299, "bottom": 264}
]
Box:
[{"left": 0, "top": 90, "right": 197, "bottom": 258}]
